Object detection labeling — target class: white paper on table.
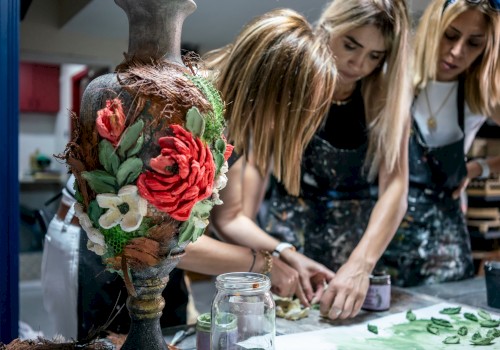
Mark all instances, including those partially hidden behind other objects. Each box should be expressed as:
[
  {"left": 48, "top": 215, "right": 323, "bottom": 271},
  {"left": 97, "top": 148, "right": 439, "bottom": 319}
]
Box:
[
  {"left": 275, "top": 302, "right": 500, "bottom": 350},
  {"left": 236, "top": 334, "right": 274, "bottom": 349}
]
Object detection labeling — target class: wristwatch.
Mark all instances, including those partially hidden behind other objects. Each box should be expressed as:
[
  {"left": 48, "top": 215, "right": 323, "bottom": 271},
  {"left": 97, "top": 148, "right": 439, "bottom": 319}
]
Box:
[{"left": 272, "top": 242, "right": 296, "bottom": 257}]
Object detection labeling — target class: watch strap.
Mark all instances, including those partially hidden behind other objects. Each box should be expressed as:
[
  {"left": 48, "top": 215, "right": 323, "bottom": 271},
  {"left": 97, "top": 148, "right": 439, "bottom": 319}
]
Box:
[{"left": 272, "top": 242, "right": 295, "bottom": 257}]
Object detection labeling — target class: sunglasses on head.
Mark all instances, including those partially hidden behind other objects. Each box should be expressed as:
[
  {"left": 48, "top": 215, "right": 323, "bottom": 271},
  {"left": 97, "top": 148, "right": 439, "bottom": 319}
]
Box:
[{"left": 444, "top": 0, "right": 500, "bottom": 11}]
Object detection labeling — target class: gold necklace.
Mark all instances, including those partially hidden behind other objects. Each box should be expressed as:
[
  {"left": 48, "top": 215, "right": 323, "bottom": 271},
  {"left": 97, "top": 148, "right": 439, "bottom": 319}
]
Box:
[
  {"left": 424, "top": 84, "right": 456, "bottom": 132},
  {"left": 332, "top": 98, "right": 352, "bottom": 106}
]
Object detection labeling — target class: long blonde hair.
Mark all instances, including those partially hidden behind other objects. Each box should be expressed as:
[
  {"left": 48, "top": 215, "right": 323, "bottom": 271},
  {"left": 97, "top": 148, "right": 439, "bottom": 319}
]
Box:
[
  {"left": 317, "top": 0, "right": 412, "bottom": 180},
  {"left": 414, "top": 0, "right": 500, "bottom": 115},
  {"left": 205, "top": 9, "right": 337, "bottom": 195}
]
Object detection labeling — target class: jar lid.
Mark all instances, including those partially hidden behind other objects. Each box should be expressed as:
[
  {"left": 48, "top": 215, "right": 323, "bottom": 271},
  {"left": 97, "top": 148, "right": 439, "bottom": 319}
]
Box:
[
  {"left": 215, "top": 272, "right": 271, "bottom": 293},
  {"left": 196, "top": 312, "right": 211, "bottom": 332},
  {"left": 369, "top": 272, "right": 391, "bottom": 285}
]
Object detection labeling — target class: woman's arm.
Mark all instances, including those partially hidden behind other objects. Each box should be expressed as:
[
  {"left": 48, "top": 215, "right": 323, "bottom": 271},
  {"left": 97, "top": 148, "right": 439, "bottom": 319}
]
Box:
[
  {"left": 179, "top": 235, "right": 262, "bottom": 275},
  {"left": 211, "top": 156, "right": 335, "bottom": 305},
  {"left": 320, "top": 121, "right": 410, "bottom": 320},
  {"left": 179, "top": 235, "right": 303, "bottom": 299},
  {"left": 210, "top": 156, "right": 281, "bottom": 251}
]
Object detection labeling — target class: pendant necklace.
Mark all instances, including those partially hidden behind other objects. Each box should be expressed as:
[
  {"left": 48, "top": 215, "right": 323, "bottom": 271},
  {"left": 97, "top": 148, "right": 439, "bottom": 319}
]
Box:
[
  {"left": 332, "top": 83, "right": 355, "bottom": 106},
  {"left": 332, "top": 98, "right": 352, "bottom": 106},
  {"left": 424, "top": 84, "right": 456, "bottom": 132}
]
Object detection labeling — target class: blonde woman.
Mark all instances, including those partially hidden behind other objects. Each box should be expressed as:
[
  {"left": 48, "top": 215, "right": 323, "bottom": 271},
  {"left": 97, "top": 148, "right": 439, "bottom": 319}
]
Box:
[
  {"left": 207, "top": 8, "right": 338, "bottom": 306},
  {"left": 382, "top": 0, "right": 500, "bottom": 287},
  {"left": 260, "top": 0, "right": 412, "bottom": 320}
]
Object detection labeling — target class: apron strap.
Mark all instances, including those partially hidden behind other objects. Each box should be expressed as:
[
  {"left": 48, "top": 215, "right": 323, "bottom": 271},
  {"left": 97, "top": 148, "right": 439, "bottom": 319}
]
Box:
[{"left": 457, "top": 75, "right": 465, "bottom": 132}]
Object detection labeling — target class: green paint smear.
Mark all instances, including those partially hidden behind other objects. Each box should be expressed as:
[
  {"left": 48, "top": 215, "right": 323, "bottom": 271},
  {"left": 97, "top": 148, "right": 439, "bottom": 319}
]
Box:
[{"left": 328, "top": 318, "right": 499, "bottom": 350}]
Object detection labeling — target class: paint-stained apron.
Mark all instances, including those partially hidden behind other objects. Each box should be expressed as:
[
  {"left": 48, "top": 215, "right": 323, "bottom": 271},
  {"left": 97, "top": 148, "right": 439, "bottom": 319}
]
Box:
[
  {"left": 382, "top": 79, "right": 474, "bottom": 287},
  {"left": 263, "top": 135, "right": 376, "bottom": 272}
]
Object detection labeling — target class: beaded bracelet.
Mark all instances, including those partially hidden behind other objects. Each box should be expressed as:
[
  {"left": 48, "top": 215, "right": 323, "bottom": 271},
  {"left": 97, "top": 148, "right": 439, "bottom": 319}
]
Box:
[
  {"left": 248, "top": 249, "right": 257, "bottom": 272},
  {"left": 260, "top": 250, "right": 273, "bottom": 275}
]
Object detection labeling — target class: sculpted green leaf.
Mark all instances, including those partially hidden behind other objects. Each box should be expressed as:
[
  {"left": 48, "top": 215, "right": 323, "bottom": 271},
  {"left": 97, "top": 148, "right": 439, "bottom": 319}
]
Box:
[
  {"left": 478, "top": 310, "right": 492, "bottom": 320},
  {"left": 457, "top": 326, "right": 468, "bottom": 336},
  {"left": 88, "top": 200, "right": 104, "bottom": 227},
  {"left": 486, "top": 329, "right": 500, "bottom": 338},
  {"left": 118, "top": 120, "right": 144, "bottom": 158},
  {"left": 464, "top": 313, "right": 478, "bottom": 322},
  {"left": 471, "top": 331, "right": 483, "bottom": 341},
  {"left": 178, "top": 220, "right": 194, "bottom": 244},
  {"left": 99, "top": 139, "right": 121, "bottom": 175},
  {"left": 214, "top": 152, "right": 225, "bottom": 174},
  {"left": 470, "top": 337, "right": 495, "bottom": 346},
  {"left": 427, "top": 324, "right": 440, "bottom": 335},
  {"left": 406, "top": 310, "right": 416, "bottom": 322},
  {"left": 439, "top": 307, "right": 461, "bottom": 315},
  {"left": 215, "top": 138, "right": 226, "bottom": 154},
  {"left": 443, "top": 336, "right": 460, "bottom": 344},
  {"left": 431, "top": 317, "right": 453, "bottom": 328},
  {"left": 81, "top": 170, "right": 117, "bottom": 194},
  {"left": 367, "top": 324, "right": 378, "bottom": 335},
  {"left": 185, "top": 107, "right": 206, "bottom": 137},
  {"left": 116, "top": 157, "right": 143, "bottom": 187},
  {"left": 126, "top": 133, "right": 144, "bottom": 157},
  {"left": 479, "top": 319, "right": 500, "bottom": 328}
]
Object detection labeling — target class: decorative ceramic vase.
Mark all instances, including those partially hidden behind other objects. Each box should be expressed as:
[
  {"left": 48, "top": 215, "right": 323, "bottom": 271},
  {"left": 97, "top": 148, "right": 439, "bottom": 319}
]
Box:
[
  {"left": 62, "top": 0, "right": 231, "bottom": 348},
  {"left": 121, "top": 251, "right": 184, "bottom": 350}
]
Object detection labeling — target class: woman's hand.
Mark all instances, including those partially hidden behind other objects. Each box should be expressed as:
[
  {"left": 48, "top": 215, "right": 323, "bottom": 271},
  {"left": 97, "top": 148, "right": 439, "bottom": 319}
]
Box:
[
  {"left": 319, "top": 258, "right": 371, "bottom": 320},
  {"left": 280, "top": 250, "right": 335, "bottom": 306},
  {"left": 269, "top": 257, "right": 307, "bottom": 305}
]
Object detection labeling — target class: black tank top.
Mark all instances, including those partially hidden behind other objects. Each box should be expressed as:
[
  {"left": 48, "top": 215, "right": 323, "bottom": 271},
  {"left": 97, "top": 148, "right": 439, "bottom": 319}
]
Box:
[{"left": 318, "top": 83, "right": 367, "bottom": 149}]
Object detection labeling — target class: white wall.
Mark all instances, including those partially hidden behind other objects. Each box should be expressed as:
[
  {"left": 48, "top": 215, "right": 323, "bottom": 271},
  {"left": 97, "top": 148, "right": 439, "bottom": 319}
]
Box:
[
  {"left": 18, "top": 64, "right": 86, "bottom": 180},
  {"left": 20, "top": 0, "right": 125, "bottom": 67}
]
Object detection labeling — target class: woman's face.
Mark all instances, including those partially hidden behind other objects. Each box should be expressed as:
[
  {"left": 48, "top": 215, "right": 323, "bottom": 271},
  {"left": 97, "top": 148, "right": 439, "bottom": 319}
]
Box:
[
  {"left": 437, "top": 9, "right": 488, "bottom": 81},
  {"left": 329, "top": 24, "right": 387, "bottom": 87}
]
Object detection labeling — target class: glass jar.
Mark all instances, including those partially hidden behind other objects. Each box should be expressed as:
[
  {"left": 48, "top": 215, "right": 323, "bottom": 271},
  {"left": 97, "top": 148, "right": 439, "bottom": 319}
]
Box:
[
  {"left": 361, "top": 272, "right": 391, "bottom": 311},
  {"left": 196, "top": 313, "right": 211, "bottom": 350},
  {"left": 211, "top": 272, "right": 275, "bottom": 350}
]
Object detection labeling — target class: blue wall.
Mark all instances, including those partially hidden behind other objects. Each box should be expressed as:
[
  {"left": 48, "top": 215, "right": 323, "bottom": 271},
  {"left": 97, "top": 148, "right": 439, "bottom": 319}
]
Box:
[{"left": 0, "top": 0, "right": 20, "bottom": 343}]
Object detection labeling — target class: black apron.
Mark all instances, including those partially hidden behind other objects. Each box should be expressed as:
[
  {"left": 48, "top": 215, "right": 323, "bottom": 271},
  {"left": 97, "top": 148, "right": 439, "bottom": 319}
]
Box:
[
  {"left": 382, "top": 78, "right": 474, "bottom": 287},
  {"left": 262, "top": 86, "right": 376, "bottom": 272}
]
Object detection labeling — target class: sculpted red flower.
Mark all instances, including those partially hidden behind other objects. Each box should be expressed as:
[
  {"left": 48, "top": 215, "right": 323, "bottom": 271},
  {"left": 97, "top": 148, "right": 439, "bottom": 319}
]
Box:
[
  {"left": 96, "top": 98, "right": 126, "bottom": 146},
  {"left": 137, "top": 124, "right": 215, "bottom": 221}
]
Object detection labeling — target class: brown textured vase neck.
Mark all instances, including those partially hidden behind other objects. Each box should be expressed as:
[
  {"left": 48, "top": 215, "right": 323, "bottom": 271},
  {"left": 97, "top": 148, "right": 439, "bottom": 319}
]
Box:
[{"left": 114, "top": 0, "right": 196, "bottom": 65}]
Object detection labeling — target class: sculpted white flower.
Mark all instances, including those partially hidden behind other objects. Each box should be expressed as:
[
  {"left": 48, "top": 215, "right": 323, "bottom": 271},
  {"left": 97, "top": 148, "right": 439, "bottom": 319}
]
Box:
[
  {"left": 74, "top": 203, "right": 107, "bottom": 256},
  {"left": 96, "top": 185, "right": 148, "bottom": 232},
  {"left": 211, "top": 161, "right": 229, "bottom": 206},
  {"left": 214, "top": 172, "right": 228, "bottom": 191}
]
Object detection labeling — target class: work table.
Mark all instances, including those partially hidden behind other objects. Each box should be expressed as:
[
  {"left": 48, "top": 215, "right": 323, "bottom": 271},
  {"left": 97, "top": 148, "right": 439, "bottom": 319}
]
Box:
[
  {"left": 276, "top": 277, "right": 495, "bottom": 335},
  {"left": 162, "top": 276, "right": 498, "bottom": 348}
]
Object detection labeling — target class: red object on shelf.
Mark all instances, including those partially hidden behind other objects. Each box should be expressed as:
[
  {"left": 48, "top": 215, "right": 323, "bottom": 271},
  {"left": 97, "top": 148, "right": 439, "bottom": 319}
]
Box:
[{"left": 19, "top": 62, "right": 60, "bottom": 113}]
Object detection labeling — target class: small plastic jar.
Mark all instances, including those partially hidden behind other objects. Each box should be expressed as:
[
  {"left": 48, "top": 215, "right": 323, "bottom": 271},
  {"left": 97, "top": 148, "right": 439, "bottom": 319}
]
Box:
[
  {"left": 211, "top": 272, "right": 275, "bottom": 350},
  {"left": 196, "top": 312, "right": 211, "bottom": 350},
  {"left": 361, "top": 272, "right": 391, "bottom": 311}
]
